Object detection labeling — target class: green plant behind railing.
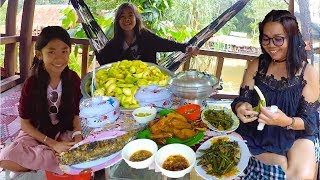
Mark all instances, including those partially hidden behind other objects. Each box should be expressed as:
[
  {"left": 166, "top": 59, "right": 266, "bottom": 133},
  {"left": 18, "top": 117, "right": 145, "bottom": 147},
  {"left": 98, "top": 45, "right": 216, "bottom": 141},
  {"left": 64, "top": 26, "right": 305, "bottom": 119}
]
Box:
[
  {"left": 68, "top": 51, "right": 81, "bottom": 77},
  {"left": 0, "top": 45, "right": 4, "bottom": 68}
]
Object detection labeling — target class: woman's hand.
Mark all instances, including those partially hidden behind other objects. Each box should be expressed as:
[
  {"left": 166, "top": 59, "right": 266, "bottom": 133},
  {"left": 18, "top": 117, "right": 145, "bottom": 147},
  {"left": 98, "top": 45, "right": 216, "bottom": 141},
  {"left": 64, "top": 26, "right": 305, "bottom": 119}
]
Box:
[
  {"left": 258, "top": 106, "right": 290, "bottom": 127},
  {"left": 74, "top": 134, "right": 83, "bottom": 143},
  {"left": 52, "top": 141, "right": 77, "bottom": 154},
  {"left": 235, "top": 102, "right": 259, "bottom": 123}
]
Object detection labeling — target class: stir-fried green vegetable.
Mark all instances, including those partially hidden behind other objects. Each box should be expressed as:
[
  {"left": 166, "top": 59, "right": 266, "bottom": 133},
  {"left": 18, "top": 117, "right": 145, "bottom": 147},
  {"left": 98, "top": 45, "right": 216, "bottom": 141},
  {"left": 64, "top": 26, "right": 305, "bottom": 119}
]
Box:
[
  {"left": 197, "top": 138, "right": 240, "bottom": 177},
  {"left": 203, "top": 109, "right": 233, "bottom": 130}
]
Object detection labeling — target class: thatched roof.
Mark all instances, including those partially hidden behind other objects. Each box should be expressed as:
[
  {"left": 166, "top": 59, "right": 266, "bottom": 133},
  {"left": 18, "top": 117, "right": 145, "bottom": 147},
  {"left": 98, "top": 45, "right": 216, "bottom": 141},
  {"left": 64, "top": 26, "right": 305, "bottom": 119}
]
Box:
[{"left": 16, "top": 5, "right": 70, "bottom": 35}]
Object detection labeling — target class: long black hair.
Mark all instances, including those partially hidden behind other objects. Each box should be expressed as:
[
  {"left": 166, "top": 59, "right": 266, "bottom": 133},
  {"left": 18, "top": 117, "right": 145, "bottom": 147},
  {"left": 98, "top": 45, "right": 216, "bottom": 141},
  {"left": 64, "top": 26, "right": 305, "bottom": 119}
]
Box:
[
  {"left": 30, "top": 26, "right": 74, "bottom": 138},
  {"left": 113, "top": 3, "right": 144, "bottom": 40},
  {"left": 258, "top": 10, "right": 307, "bottom": 78}
]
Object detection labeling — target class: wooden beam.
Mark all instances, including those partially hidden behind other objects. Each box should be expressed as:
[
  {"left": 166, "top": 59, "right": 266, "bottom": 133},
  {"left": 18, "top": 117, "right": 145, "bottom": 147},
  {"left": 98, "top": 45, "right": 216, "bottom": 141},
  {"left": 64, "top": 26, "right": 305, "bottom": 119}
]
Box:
[
  {"left": 32, "top": 36, "right": 91, "bottom": 45},
  {"left": 183, "top": 56, "right": 191, "bottom": 71},
  {"left": 215, "top": 56, "right": 224, "bottom": 80},
  {"left": 71, "top": 38, "right": 90, "bottom": 45},
  {"left": 0, "top": 35, "right": 20, "bottom": 45},
  {"left": 4, "top": 0, "right": 18, "bottom": 77},
  {"left": 199, "top": 49, "right": 257, "bottom": 61},
  {"left": 210, "top": 93, "right": 238, "bottom": 100},
  {"left": 81, "top": 44, "right": 89, "bottom": 78},
  {"left": 288, "top": 0, "right": 294, "bottom": 14},
  {"left": 0, "top": 75, "right": 21, "bottom": 93},
  {"left": 19, "top": 0, "right": 35, "bottom": 82}
]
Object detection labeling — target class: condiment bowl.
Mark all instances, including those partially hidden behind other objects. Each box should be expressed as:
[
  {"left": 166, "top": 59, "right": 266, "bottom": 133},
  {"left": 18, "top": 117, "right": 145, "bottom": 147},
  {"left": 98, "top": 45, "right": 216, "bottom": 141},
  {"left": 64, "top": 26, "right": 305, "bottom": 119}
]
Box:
[
  {"left": 176, "top": 104, "right": 201, "bottom": 121},
  {"left": 155, "top": 144, "right": 196, "bottom": 178},
  {"left": 121, "top": 139, "right": 158, "bottom": 169},
  {"left": 132, "top": 106, "right": 157, "bottom": 124}
]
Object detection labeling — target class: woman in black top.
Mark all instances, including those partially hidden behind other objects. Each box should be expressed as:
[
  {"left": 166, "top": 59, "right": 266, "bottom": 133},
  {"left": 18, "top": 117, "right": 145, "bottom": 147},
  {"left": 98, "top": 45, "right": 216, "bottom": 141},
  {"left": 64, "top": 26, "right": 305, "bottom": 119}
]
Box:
[{"left": 97, "top": 2, "right": 196, "bottom": 65}]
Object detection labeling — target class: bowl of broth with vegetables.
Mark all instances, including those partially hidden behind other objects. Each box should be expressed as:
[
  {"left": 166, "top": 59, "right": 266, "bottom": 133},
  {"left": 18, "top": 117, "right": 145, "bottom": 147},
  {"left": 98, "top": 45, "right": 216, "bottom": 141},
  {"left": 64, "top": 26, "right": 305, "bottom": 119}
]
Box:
[
  {"left": 122, "top": 139, "right": 158, "bottom": 169},
  {"left": 155, "top": 144, "right": 196, "bottom": 178}
]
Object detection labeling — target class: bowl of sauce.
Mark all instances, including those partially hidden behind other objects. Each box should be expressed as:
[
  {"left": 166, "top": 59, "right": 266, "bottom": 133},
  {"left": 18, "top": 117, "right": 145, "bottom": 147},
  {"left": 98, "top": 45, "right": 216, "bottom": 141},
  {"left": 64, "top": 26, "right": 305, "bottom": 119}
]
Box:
[
  {"left": 132, "top": 106, "right": 157, "bottom": 124},
  {"left": 155, "top": 144, "right": 196, "bottom": 178},
  {"left": 122, "top": 139, "right": 158, "bottom": 169}
]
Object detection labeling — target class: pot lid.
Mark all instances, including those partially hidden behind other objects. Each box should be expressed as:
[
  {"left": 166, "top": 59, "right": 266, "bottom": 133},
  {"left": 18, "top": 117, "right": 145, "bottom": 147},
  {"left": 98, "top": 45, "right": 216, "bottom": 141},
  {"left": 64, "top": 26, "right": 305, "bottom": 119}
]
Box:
[
  {"left": 135, "top": 84, "right": 171, "bottom": 102},
  {"left": 169, "top": 70, "right": 219, "bottom": 88},
  {"left": 80, "top": 96, "right": 119, "bottom": 118}
]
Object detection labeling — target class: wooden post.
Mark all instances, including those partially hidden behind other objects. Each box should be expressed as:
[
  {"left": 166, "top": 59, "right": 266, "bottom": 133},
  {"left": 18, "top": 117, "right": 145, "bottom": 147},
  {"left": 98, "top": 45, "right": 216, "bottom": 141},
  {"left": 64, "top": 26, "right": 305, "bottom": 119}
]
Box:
[
  {"left": 183, "top": 56, "right": 191, "bottom": 71},
  {"left": 19, "top": 0, "right": 35, "bottom": 82},
  {"left": 4, "top": 0, "right": 18, "bottom": 77},
  {"left": 215, "top": 56, "right": 224, "bottom": 81},
  {"left": 288, "top": 0, "right": 294, "bottom": 14},
  {"left": 81, "top": 45, "right": 89, "bottom": 78}
]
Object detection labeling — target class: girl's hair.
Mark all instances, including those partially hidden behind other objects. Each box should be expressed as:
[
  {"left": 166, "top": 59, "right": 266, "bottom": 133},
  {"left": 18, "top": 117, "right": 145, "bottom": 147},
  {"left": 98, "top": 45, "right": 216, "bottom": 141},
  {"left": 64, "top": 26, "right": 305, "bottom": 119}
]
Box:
[
  {"left": 258, "top": 10, "right": 307, "bottom": 78},
  {"left": 30, "top": 26, "right": 74, "bottom": 138},
  {"left": 113, "top": 3, "right": 144, "bottom": 40}
]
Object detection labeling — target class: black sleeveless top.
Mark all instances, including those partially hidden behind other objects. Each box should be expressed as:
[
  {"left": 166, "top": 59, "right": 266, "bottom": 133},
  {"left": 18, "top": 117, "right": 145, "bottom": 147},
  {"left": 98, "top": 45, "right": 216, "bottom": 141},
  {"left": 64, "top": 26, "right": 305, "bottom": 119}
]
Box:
[{"left": 231, "top": 56, "right": 319, "bottom": 156}]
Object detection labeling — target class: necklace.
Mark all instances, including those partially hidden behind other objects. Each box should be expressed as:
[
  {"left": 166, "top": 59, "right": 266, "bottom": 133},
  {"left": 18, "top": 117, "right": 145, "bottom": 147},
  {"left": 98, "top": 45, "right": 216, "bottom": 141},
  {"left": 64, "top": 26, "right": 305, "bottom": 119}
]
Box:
[{"left": 272, "top": 59, "right": 286, "bottom": 63}]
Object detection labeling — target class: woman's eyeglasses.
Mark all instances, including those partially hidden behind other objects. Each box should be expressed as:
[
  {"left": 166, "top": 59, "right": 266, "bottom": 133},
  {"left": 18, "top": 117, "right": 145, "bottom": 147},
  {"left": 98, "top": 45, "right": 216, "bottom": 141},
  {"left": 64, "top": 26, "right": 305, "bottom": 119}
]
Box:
[
  {"left": 261, "top": 35, "right": 286, "bottom": 47},
  {"left": 49, "top": 91, "right": 59, "bottom": 114}
]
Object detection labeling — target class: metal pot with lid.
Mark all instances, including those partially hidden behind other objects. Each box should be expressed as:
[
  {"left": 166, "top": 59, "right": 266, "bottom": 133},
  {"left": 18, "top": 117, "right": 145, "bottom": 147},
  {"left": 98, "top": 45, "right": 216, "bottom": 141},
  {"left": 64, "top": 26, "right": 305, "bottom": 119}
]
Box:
[{"left": 168, "top": 70, "right": 219, "bottom": 108}]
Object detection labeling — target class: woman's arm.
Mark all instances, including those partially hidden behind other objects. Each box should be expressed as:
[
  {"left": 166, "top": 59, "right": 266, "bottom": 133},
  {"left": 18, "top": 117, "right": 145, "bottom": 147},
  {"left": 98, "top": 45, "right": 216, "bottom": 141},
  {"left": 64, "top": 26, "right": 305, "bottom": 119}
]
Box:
[
  {"left": 143, "top": 30, "right": 187, "bottom": 52},
  {"left": 96, "top": 39, "right": 122, "bottom": 65},
  {"left": 72, "top": 115, "right": 83, "bottom": 142},
  {"left": 231, "top": 59, "right": 259, "bottom": 122},
  {"left": 292, "top": 64, "right": 320, "bottom": 131}
]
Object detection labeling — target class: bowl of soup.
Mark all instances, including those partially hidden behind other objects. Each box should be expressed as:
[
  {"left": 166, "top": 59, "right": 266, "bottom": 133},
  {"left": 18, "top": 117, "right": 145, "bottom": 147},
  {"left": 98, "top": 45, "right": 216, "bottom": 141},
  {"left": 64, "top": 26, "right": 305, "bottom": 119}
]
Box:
[
  {"left": 155, "top": 144, "right": 196, "bottom": 178},
  {"left": 121, "top": 139, "right": 158, "bottom": 169}
]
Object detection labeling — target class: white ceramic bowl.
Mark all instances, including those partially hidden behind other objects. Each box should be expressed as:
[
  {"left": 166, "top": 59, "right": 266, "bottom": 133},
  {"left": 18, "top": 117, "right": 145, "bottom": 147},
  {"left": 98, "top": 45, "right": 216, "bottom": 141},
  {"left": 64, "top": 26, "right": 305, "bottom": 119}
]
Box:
[
  {"left": 155, "top": 144, "right": 196, "bottom": 178},
  {"left": 121, "top": 139, "right": 158, "bottom": 169},
  {"left": 132, "top": 106, "right": 157, "bottom": 124}
]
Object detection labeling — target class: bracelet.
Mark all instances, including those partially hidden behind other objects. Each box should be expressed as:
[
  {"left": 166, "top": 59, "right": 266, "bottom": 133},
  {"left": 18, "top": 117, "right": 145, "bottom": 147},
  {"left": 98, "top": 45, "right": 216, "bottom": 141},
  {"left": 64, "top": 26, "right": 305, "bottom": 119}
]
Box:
[
  {"left": 72, "top": 131, "right": 82, "bottom": 139},
  {"left": 286, "top": 117, "right": 295, "bottom": 130},
  {"left": 44, "top": 136, "right": 48, "bottom": 142}
]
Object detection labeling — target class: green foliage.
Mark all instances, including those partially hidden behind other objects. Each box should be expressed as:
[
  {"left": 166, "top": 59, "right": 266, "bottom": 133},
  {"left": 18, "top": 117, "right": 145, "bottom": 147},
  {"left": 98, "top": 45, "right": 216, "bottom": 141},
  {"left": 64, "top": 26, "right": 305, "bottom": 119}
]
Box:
[
  {"left": 0, "top": 1, "right": 8, "bottom": 25},
  {"left": 68, "top": 52, "right": 81, "bottom": 77},
  {"left": 244, "top": 0, "right": 287, "bottom": 40},
  {"left": 133, "top": 0, "right": 173, "bottom": 30},
  {"left": 0, "top": 45, "right": 5, "bottom": 67}
]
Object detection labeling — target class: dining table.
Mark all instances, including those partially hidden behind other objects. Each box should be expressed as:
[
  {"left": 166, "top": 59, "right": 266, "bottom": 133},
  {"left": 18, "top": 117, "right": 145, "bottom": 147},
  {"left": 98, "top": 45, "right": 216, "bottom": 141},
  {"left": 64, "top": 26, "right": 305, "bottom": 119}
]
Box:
[{"left": 78, "top": 98, "right": 245, "bottom": 180}]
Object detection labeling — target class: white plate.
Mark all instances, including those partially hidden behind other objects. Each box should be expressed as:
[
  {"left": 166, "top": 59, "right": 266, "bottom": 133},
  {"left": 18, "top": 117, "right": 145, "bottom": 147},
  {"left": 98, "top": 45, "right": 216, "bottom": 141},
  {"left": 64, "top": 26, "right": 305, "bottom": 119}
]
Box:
[
  {"left": 195, "top": 135, "right": 251, "bottom": 180},
  {"left": 201, "top": 105, "right": 239, "bottom": 133}
]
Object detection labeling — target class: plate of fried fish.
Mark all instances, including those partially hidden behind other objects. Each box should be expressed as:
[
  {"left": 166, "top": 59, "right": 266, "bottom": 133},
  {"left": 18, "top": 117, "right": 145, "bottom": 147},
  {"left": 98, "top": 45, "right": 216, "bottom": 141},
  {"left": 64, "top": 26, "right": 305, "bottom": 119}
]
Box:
[{"left": 59, "top": 130, "right": 136, "bottom": 172}]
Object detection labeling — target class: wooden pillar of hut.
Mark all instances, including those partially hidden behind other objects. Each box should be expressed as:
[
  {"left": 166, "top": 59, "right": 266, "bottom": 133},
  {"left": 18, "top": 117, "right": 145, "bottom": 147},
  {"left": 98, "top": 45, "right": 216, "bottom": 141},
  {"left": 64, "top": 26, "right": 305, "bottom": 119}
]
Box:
[
  {"left": 4, "top": 0, "right": 19, "bottom": 78},
  {"left": 19, "top": 0, "right": 35, "bottom": 82},
  {"left": 288, "top": 0, "right": 294, "bottom": 14}
]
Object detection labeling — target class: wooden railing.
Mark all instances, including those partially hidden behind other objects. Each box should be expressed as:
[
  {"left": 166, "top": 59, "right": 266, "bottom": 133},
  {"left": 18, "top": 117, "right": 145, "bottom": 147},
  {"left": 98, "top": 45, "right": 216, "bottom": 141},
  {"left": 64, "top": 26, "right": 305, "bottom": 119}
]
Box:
[
  {"left": 0, "top": 36, "right": 91, "bottom": 92},
  {"left": 186, "top": 49, "right": 258, "bottom": 99}
]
